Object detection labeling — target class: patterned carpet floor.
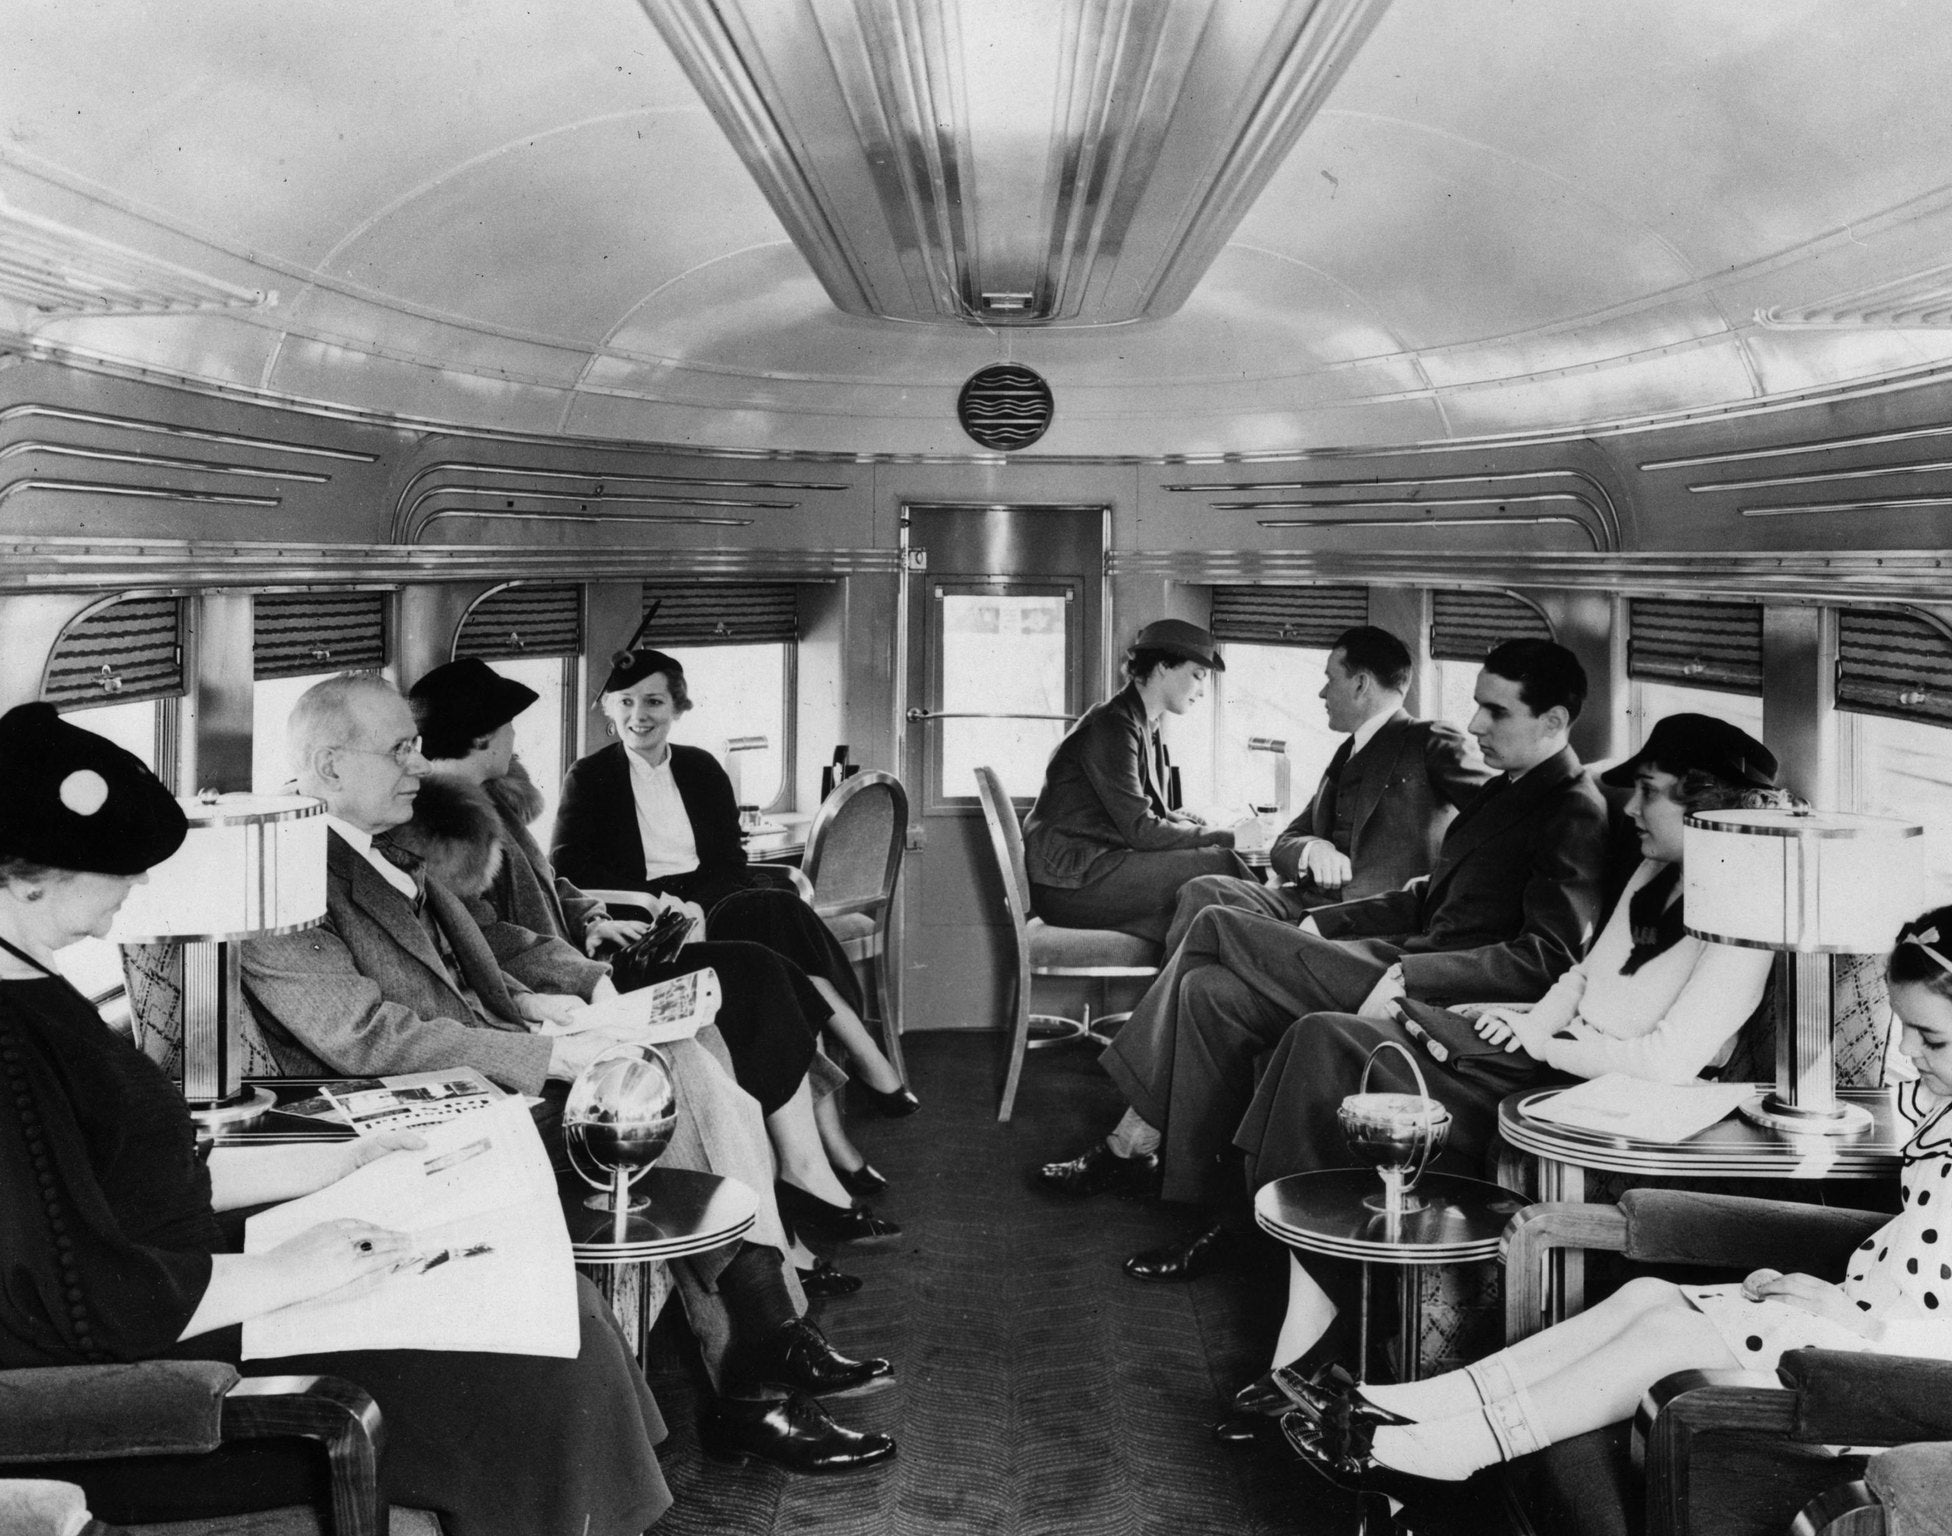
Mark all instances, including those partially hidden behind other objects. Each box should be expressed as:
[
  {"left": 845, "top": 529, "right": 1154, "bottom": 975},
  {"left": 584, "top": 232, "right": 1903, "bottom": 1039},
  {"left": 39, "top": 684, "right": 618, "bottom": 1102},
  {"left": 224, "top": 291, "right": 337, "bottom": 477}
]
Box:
[{"left": 640, "top": 1031, "right": 1404, "bottom": 1536}]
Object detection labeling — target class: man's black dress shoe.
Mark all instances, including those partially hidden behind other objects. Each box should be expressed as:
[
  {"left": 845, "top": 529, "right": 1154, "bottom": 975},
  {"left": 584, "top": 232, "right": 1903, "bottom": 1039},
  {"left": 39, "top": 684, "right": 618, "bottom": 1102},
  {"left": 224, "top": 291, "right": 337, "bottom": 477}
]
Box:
[
  {"left": 775, "top": 1181, "right": 902, "bottom": 1242},
  {"left": 735, "top": 1316, "right": 891, "bottom": 1397},
  {"left": 797, "top": 1258, "right": 864, "bottom": 1299},
  {"left": 699, "top": 1391, "right": 897, "bottom": 1473},
  {"left": 1035, "top": 1141, "right": 1160, "bottom": 1199},
  {"left": 836, "top": 1162, "right": 888, "bottom": 1198},
  {"left": 852, "top": 1080, "right": 921, "bottom": 1118},
  {"left": 1123, "top": 1222, "right": 1244, "bottom": 1281}
]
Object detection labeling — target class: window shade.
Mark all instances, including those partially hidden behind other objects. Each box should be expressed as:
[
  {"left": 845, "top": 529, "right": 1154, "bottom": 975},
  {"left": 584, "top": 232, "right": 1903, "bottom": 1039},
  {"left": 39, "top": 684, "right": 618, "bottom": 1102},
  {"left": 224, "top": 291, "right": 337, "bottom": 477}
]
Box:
[
  {"left": 1209, "top": 585, "right": 1368, "bottom": 647},
  {"left": 637, "top": 584, "right": 800, "bottom": 646},
  {"left": 254, "top": 592, "right": 388, "bottom": 679},
  {"left": 1627, "top": 599, "right": 1763, "bottom": 694},
  {"left": 44, "top": 596, "right": 184, "bottom": 708},
  {"left": 1429, "top": 590, "right": 1551, "bottom": 662},
  {"left": 1837, "top": 609, "right": 1952, "bottom": 729},
  {"left": 455, "top": 584, "right": 582, "bottom": 660}
]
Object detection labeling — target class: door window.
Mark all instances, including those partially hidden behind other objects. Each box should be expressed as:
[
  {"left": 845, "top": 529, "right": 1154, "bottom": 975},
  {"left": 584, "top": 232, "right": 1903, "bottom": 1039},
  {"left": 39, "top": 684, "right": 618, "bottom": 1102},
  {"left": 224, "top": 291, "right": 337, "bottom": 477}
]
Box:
[{"left": 929, "top": 583, "right": 1077, "bottom": 804}]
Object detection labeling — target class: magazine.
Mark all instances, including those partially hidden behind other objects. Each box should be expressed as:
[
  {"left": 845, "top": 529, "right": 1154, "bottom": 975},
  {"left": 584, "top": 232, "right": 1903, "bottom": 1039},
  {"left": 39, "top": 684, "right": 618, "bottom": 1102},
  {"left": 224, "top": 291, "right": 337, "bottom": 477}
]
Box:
[
  {"left": 322, "top": 1067, "right": 508, "bottom": 1136},
  {"left": 544, "top": 966, "right": 722, "bottom": 1043},
  {"left": 241, "top": 1098, "right": 577, "bottom": 1359}
]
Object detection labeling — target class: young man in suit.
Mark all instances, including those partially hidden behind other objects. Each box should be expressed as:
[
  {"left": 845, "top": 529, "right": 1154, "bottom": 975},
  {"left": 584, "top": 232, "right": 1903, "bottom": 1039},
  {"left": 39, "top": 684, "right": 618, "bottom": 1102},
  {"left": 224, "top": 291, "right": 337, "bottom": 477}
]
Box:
[
  {"left": 1159, "top": 625, "right": 1488, "bottom": 955},
  {"left": 241, "top": 673, "right": 897, "bottom": 1474},
  {"left": 1037, "top": 639, "right": 1609, "bottom": 1279}
]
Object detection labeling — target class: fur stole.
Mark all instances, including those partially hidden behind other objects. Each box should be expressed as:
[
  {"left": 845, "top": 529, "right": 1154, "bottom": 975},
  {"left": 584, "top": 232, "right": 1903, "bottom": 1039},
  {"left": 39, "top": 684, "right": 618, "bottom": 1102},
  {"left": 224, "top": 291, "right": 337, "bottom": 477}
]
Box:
[
  {"left": 484, "top": 754, "right": 547, "bottom": 828},
  {"left": 393, "top": 773, "right": 505, "bottom": 897}
]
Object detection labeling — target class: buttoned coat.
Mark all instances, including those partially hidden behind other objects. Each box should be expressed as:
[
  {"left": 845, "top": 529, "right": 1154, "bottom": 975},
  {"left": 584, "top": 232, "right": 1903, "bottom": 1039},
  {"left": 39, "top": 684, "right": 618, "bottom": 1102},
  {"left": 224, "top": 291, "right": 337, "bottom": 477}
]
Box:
[
  {"left": 1021, "top": 682, "right": 1231, "bottom": 890},
  {"left": 241, "top": 829, "right": 606, "bottom": 1093},
  {"left": 1269, "top": 710, "right": 1489, "bottom": 902},
  {"left": 551, "top": 741, "right": 746, "bottom": 898},
  {"left": 1308, "top": 744, "right": 1609, "bottom": 1002}
]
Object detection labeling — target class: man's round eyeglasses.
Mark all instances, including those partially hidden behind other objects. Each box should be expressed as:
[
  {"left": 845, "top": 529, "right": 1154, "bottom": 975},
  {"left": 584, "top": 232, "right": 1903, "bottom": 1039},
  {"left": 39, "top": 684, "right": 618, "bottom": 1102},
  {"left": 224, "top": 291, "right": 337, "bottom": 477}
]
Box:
[{"left": 334, "top": 737, "right": 422, "bottom": 766}]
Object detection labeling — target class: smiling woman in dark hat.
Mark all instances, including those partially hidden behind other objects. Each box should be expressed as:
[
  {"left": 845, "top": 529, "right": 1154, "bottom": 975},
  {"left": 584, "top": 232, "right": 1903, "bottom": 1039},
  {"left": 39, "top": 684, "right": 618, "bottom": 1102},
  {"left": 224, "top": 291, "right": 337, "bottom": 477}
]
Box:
[
  {"left": 0, "top": 701, "right": 674, "bottom": 1535},
  {"left": 1021, "top": 618, "right": 1252, "bottom": 945},
  {"left": 551, "top": 627, "right": 919, "bottom": 1142}
]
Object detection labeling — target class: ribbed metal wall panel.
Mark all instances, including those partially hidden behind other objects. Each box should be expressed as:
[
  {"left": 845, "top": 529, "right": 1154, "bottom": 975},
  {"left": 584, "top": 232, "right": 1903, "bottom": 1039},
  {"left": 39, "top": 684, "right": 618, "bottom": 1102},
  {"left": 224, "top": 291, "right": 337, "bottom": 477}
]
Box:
[
  {"left": 254, "top": 591, "right": 388, "bottom": 678},
  {"left": 1837, "top": 609, "right": 1952, "bottom": 728},
  {"left": 1627, "top": 598, "right": 1764, "bottom": 694},
  {"left": 45, "top": 596, "right": 184, "bottom": 707},
  {"left": 455, "top": 584, "right": 582, "bottom": 660},
  {"left": 638, "top": 584, "right": 800, "bottom": 645},
  {"left": 1429, "top": 590, "right": 1552, "bottom": 661},
  {"left": 1208, "top": 584, "right": 1368, "bottom": 647}
]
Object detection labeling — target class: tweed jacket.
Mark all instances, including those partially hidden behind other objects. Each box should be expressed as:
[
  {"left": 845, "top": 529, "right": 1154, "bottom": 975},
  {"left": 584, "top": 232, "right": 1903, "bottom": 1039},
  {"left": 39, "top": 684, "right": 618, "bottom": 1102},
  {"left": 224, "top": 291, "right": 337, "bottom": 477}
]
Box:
[
  {"left": 489, "top": 794, "right": 608, "bottom": 947},
  {"left": 1269, "top": 711, "right": 1490, "bottom": 903},
  {"left": 241, "top": 829, "right": 607, "bottom": 1094},
  {"left": 551, "top": 742, "right": 746, "bottom": 895},
  {"left": 1309, "top": 745, "right": 1608, "bottom": 1003},
  {"left": 1022, "top": 683, "right": 1232, "bottom": 890}
]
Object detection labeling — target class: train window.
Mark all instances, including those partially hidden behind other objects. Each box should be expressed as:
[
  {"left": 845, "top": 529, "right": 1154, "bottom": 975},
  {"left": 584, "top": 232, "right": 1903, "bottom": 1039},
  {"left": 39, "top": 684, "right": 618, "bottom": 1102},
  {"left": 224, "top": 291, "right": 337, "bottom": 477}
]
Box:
[
  {"left": 252, "top": 592, "right": 392, "bottom": 791},
  {"left": 1433, "top": 660, "right": 1484, "bottom": 737},
  {"left": 453, "top": 586, "right": 584, "bottom": 828},
  {"left": 1631, "top": 681, "right": 1765, "bottom": 748},
  {"left": 493, "top": 655, "right": 575, "bottom": 832},
  {"left": 1206, "top": 645, "right": 1340, "bottom": 817},
  {"left": 68, "top": 697, "right": 167, "bottom": 773},
  {"left": 1836, "top": 609, "right": 1952, "bottom": 904},
  {"left": 671, "top": 643, "right": 791, "bottom": 810},
  {"left": 933, "top": 588, "right": 1071, "bottom": 802}
]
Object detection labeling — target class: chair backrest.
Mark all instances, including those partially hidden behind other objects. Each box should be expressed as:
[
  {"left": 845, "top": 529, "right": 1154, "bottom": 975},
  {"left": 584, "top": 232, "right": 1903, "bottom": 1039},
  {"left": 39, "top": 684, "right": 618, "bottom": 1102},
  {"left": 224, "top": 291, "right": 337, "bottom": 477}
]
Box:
[
  {"left": 973, "top": 766, "right": 1034, "bottom": 941},
  {"left": 801, "top": 770, "right": 908, "bottom": 918}
]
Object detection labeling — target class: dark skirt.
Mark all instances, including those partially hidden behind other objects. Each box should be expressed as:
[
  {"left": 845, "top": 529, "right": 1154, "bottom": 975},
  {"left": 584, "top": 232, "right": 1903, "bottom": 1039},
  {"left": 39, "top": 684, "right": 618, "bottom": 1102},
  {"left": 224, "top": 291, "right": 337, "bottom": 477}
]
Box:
[
  {"left": 645, "top": 873, "right": 865, "bottom": 1018},
  {"left": 617, "top": 938, "right": 823, "bottom": 1115},
  {"left": 93, "top": 1278, "right": 670, "bottom": 1536}
]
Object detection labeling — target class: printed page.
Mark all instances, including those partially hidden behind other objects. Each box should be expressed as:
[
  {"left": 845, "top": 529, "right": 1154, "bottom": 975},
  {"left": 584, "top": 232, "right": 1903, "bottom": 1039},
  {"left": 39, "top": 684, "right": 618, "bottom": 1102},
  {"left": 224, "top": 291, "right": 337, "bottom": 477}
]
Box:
[
  {"left": 323, "top": 1067, "right": 506, "bottom": 1136},
  {"left": 546, "top": 967, "right": 721, "bottom": 1042},
  {"left": 1524, "top": 1073, "right": 1755, "bottom": 1143}
]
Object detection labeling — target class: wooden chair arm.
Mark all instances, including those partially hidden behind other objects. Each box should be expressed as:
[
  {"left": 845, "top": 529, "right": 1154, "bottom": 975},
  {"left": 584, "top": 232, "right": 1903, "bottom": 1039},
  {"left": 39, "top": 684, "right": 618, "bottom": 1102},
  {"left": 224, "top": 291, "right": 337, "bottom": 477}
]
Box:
[
  {"left": 1502, "top": 1201, "right": 1630, "bottom": 1341},
  {"left": 222, "top": 1375, "right": 387, "bottom": 1536},
  {"left": 1640, "top": 1372, "right": 1799, "bottom": 1536}
]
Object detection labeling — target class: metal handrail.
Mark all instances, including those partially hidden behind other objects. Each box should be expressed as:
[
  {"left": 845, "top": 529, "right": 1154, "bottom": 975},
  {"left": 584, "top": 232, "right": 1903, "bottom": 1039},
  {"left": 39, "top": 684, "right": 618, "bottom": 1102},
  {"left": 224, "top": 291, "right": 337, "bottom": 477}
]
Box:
[{"left": 906, "top": 708, "right": 1076, "bottom": 722}]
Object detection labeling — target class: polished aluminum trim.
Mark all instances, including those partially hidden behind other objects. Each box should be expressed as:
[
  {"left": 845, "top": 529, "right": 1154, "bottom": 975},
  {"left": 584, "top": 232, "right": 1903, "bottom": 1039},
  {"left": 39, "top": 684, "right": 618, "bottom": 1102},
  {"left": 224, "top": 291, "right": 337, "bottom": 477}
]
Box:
[
  {"left": 1682, "top": 811, "right": 1922, "bottom": 840},
  {"left": 132, "top": 914, "right": 325, "bottom": 945},
  {"left": 1642, "top": 421, "right": 1952, "bottom": 472},
  {"left": 1252, "top": 511, "right": 1602, "bottom": 551},
  {"left": 419, "top": 508, "right": 754, "bottom": 532},
  {"left": 0, "top": 478, "right": 279, "bottom": 510},
  {"left": 1741, "top": 494, "right": 1952, "bottom": 518},
  {"left": 177, "top": 795, "right": 325, "bottom": 829},
  {"left": 0, "top": 441, "right": 330, "bottom": 482},
  {"left": 906, "top": 708, "right": 1076, "bottom": 723},
  {"left": 0, "top": 403, "right": 376, "bottom": 462},
  {"left": 1688, "top": 459, "right": 1952, "bottom": 493}
]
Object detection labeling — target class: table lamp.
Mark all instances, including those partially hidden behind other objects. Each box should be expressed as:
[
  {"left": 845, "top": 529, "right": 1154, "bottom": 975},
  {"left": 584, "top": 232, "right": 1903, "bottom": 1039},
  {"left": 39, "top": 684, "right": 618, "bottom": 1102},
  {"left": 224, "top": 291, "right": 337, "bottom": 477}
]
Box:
[
  {"left": 1684, "top": 807, "right": 1924, "bottom": 1136},
  {"left": 1247, "top": 736, "right": 1291, "bottom": 820},
  {"left": 725, "top": 735, "right": 768, "bottom": 822},
  {"left": 110, "top": 793, "right": 328, "bottom": 1130}
]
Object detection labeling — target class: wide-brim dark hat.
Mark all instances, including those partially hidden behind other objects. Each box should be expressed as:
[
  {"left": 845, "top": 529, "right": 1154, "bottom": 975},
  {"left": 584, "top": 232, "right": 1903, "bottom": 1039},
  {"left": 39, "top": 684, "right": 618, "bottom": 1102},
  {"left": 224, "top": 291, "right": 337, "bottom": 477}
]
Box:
[
  {"left": 408, "top": 657, "right": 538, "bottom": 739},
  {"left": 0, "top": 702, "right": 187, "bottom": 875},
  {"left": 1600, "top": 712, "right": 1778, "bottom": 789},
  {"left": 1131, "top": 618, "right": 1225, "bottom": 671},
  {"left": 601, "top": 645, "right": 684, "bottom": 696}
]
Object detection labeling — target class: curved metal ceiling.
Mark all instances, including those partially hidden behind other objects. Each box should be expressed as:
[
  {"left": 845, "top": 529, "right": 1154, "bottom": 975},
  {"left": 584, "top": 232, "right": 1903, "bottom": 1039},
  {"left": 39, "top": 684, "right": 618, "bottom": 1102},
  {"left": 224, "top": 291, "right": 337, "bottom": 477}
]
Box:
[{"left": 4, "top": 0, "right": 1952, "bottom": 457}]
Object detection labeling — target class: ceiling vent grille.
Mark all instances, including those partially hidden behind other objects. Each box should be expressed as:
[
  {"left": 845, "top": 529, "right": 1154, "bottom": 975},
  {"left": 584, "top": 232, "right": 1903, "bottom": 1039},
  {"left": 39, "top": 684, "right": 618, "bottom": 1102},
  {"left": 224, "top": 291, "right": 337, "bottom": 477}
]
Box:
[
  {"left": 958, "top": 365, "right": 1054, "bottom": 451},
  {"left": 0, "top": 198, "right": 273, "bottom": 317}
]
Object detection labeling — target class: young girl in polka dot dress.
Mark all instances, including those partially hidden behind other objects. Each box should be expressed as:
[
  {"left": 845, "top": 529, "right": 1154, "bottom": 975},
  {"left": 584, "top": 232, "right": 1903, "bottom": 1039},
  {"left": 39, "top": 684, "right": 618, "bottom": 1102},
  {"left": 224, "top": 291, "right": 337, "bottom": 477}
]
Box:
[{"left": 1285, "top": 904, "right": 1952, "bottom": 1494}]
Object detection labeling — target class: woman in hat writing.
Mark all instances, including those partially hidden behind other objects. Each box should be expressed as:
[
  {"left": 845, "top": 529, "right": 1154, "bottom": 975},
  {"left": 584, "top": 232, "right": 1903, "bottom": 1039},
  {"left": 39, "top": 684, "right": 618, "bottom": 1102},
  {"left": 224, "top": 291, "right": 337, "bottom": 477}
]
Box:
[
  {"left": 0, "top": 703, "right": 672, "bottom": 1535},
  {"left": 1021, "top": 619, "right": 1253, "bottom": 945}
]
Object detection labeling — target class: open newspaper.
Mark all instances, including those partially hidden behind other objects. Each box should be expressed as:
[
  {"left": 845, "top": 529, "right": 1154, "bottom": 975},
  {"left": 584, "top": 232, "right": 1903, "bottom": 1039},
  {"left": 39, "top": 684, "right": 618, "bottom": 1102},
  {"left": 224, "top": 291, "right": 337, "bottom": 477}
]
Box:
[
  {"left": 543, "top": 965, "right": 721, "bottom": 1043},
  {"left": 241, "top": 1098, "right": 577, "bottom": 1359}
]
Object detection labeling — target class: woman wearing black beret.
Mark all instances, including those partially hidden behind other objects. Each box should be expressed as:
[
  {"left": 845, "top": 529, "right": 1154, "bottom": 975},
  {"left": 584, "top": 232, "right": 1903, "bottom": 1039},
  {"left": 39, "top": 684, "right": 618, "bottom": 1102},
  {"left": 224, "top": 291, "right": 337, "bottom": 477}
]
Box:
[{"left": 0, "top": 702, "right": 672, "bottom": 1535}]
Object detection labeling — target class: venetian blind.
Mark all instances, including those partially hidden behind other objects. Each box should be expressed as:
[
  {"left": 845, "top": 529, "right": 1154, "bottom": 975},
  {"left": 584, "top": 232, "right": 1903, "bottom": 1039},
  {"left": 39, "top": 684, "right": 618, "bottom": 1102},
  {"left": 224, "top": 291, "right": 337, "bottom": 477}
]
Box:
[
  {"left": 1837, "top": 608, "right": 1952, "bottom": 729},
  {"left": 254, "top": 592, "right": 388, "bottom": 679},
  {"left": 1429, "top": 590, "right": 1552, "bottom": 662},
  {"left": 455, "top": 584, "right": 583, "bottom": 660},
  {"left": 1208, "top": 585, "right": 1368, "bottom": 647},
  {"left": 637, "top": 584, "right": 800, "bottom": 646},
  {"left": 1627, "top": 599, "right": 1764, "bottom": 694},
  {"left": 44, "top": 596, "right": 184, "bottom": 708}
]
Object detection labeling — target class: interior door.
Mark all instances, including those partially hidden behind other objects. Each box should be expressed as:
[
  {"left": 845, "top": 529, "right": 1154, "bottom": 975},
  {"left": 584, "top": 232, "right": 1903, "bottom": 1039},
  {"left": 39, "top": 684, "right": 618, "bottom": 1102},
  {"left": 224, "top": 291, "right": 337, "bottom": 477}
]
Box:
[{"left": 898, "top": 505, "right": 1105, "bottom": 1032}]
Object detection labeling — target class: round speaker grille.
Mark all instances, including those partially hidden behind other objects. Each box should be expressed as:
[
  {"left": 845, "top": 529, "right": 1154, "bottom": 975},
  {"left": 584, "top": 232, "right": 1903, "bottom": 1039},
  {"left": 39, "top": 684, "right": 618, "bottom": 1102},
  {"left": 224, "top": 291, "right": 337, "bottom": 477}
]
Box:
[{"left": 957, "top": 364, "right": 1054, "bottom": 450}]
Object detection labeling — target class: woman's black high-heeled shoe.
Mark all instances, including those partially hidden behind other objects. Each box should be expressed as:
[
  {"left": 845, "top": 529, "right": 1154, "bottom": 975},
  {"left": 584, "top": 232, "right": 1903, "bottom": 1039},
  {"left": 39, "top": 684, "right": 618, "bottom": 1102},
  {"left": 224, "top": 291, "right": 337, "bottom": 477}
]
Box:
[
  {"left": 1213, "top": 1311, "right": 1366, "bottom": 1443},
  {"left": 836, "top": 1162, "right": 887, "bottom": 1198},
  {"left": 1274, "top": 1361, "right": 1415, "bottom": 1437},
  {"left": 851, "top": 1080, "right": 921, "bottom": 1118},
  {"left": 1281, "top": 1410, "right": 1453, "bottom": 1505},
  {"left": 775, "top": 1180, "right": 902, "bottom": 1242}
]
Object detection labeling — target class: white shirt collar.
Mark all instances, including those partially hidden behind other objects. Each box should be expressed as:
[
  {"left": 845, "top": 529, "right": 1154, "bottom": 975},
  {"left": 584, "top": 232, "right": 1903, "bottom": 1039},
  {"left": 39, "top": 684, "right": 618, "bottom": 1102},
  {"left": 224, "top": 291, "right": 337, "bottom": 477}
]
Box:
[
  {"left": 326, "top": 814, "right": 418, "bottom": 901},
  {"left": 1348, "top": 706, "right": 1394, "bottom": 759}
]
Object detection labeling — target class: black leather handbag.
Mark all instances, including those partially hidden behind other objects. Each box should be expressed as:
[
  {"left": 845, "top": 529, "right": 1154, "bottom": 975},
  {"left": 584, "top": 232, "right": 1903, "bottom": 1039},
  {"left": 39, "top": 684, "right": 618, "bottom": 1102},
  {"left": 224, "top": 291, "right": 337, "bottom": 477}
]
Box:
[
  {"left": 606, "top": 907, "right": 694, "bottom": 993},
  {"left": 1393, "top": 998, "right": 1554, "bottom": 1093}
]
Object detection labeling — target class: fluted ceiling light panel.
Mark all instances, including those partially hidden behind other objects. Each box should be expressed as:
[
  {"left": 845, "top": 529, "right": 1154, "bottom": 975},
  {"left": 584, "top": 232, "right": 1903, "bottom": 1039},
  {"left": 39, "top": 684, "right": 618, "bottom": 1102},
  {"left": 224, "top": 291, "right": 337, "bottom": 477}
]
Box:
[{"left": 641, "top": 0, "right": 1393, "bottom": 326}]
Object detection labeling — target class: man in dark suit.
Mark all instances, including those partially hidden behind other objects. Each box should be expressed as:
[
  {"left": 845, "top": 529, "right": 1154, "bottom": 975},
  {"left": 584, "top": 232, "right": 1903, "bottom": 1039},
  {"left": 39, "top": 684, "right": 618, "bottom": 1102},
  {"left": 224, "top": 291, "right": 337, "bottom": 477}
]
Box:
[
  {"left": 1160, "top": 625, "right": 1488, "bottom": 954},
  {"left": 1037, "top": 639, "right": 1609, "bottom": 1275},
  {"left": 241, "top": 673, "right": 898, "bottom": 1474}
]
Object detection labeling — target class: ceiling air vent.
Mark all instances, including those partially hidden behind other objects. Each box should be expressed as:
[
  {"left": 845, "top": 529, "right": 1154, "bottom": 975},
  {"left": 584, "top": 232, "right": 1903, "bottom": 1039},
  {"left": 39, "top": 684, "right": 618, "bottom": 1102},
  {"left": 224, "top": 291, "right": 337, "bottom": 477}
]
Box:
[
  {"left": 0, "top": 196, "right": 272, "bottom": 317},
  {"left": 957, "top": 364, "right": 1053, "bottom": 451}
]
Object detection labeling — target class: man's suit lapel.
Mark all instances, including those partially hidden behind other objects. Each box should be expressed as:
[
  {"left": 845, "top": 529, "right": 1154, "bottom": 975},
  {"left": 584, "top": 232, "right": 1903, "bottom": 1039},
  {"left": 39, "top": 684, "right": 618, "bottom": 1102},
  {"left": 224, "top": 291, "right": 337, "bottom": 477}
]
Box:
[
  {"left": 1342, "top": 710, "right": 1412, "bottom": 848},
  {"left": 1421, "top": 746, "right": 1580, "bottom": 905},
  {"left": 424, "top": 883, "right": 521, "bottom": 1021},
  {"left": 330, "top": 833, "right": 460, "bottom": 1002}
]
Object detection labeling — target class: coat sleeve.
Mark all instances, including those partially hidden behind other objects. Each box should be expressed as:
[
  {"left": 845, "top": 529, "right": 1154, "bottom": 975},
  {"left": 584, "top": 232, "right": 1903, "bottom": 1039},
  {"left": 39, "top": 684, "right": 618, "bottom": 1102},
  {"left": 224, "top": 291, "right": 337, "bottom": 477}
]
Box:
[
  {"left": 1269, "top": 785, "right": 1328, "bottom": 885},
  {"left": 240, "top": 924, "right": 554, "bottom": 1094},
  {"left": 1311, "top": 882, "right": 1426, "bottom": 940},
  {"left": 0, "top": 1014, "right": 211, "bottom": 1364},
  {"left": 557, "top": 880, "right": 608, "bottom": 941},
  {"left": 467, "top": 897, "right": 610, "bottom": 997},
  {"left": 1074, "top": 712, "right": 1231, "bottom": 854},
  {"left": 550, "top": 756, "right": 633, "bottom": 891},
  {"left": 1397, "top": 789, "right": 1608, "bottom": 1003},
  {"left": 1424, "top": 722, "right": 1493, "bottom": 809}
]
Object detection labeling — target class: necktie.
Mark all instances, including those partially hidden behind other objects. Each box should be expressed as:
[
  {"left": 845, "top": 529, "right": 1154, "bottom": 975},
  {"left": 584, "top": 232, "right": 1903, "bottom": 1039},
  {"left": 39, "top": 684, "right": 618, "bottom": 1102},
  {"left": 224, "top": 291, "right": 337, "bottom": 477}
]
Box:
[
  {"left": 1314, "top": 735, "right": 1356, "bottom": 830},
  {"left": 374, "top": 837, "right": 427, "bottom": 910}
]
